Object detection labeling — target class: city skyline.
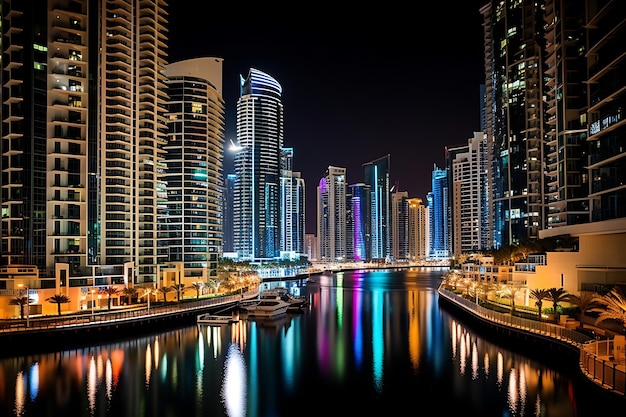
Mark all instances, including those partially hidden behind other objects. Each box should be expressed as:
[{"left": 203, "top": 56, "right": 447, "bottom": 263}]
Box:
[{"left": 167, "top": 2, "right": 487, "bottom": 232}]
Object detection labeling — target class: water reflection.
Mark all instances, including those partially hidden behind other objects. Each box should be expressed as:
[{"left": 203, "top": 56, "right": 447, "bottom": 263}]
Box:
[{"left": 0, "top": 269, "right": 616, "bottom": 416}]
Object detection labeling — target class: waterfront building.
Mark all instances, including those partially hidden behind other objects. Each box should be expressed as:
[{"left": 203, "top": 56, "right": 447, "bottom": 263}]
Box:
[
  {"left": 349, "top": 183, "right": 371, "bottom": 262},
  {"left": 232, "top": 68, "right": 284, "bottom": 260},
  {"left": 481, "top": 0, "right": 547, "bottom": 248},
  {"left": 391, "top": 191, "right": 410, "bottom": 261},
  {"left": 428, "top": 164, "right": 450, "bottom": 259},
  {"left": 280, "top": 148, "right": 306, "bottom": 255},
  {"left": 363, "top": 154, "right": 392, "bottom": 262},
  {"left": 407, "top": 198, "right": 429, "bottom": 262},
  {"left": 317, "top": 166, "right": 347, "bottom": 263},
  {"left": 0, "top": 0, "right": 169, "bottom": 292},
  {"left": 450, "top": 132, "right": 490, "bottom": 255},
  {"left": 222, "top": 174, "right": 236, "bottom": 253},
  {"left": 162, "top": 57, "right": 225, "bottom": 282}
]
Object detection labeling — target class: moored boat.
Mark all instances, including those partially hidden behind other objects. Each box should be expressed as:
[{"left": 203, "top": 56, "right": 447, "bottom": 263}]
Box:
[{"left": 240, "top": 298, "right": 290, "bottom": 319}]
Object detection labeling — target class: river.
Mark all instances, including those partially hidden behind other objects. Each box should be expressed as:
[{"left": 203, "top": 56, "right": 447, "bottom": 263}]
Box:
[{"left": 0, "top": 267, "right": 620, "bottom": 416}]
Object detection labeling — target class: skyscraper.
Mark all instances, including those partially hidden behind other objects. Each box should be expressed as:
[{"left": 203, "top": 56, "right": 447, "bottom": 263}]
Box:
[
  {"left": 233, "top": 68, "right": 284, "bottom": 260},
  {"left": 317, "top": 166, "right": 347, "bottom": 263},
  {"left": 162, "top": 57, "right": 225, "bottom": 281},
  {"left": 363, "top": 154, "right": 391, "bottom": 262},
  {"left": 1, "top": 0, "right": 169, "bottom": 287},
  {"left": 428, "top": 164, "right": 450, "bottom": 259},
  {"left": 280, "top": 147, "right": 306, "bottom": 256},
  {"left": 481, "top": 0, "right": 547, "bottom": 248}
]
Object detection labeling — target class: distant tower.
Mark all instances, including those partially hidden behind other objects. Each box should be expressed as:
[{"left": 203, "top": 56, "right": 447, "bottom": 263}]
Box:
[
  {"left": 428, "top": 165, "right": 450, "bottom": 259},
  {"left": 363, "top": 154, "right": 391, "bottom": 262},
  {"left": 317, "top": 166, "right": 347, "bottom": 263}
]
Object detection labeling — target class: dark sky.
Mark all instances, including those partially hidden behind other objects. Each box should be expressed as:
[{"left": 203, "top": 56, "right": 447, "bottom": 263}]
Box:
[{"left": 167, "top": 3, "right": 487, "bottom": 233}]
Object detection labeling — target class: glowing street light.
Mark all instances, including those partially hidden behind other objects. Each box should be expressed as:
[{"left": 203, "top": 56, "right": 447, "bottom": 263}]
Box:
[{"left": 17, "top": 283, "right": 29, "bottom": 328}]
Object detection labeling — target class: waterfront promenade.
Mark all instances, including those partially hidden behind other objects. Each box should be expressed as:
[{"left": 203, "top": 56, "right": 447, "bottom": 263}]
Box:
[{"left": 438, "top": 287, "right": 626, "bottom": 399}]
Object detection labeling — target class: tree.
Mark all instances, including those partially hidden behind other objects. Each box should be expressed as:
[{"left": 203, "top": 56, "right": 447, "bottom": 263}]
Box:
[
  {"left": 100, "top": 286, "right": 120, "bottom": 310},
  {"left": 122, "top": 287, "right": 138, "bottom": 305},
  {"left": 529, "top": 288, "right": 550, "bottom": 320},
  {"left": 158, "top": 286, "right": 174, "bottom": 302},
  {"left": 172, "top": 284, "right": 186, "bottom": 301},
  {"left": 191, "top": 282, "right": 204, "bottom": 299},
  {"left": 589, "top": 286, "right": 626, "bottom": 331},
  {"left": 546, "top": 287, "right": 569, "bottom": 322},
  {"left": 496, "top": 282, "right": 525, "bottom": 313},
  {"left": 567, "top": 291, "right": 600, "bottom": 329},
  {"left": 9, "top": 296, "right": 32, "bottom": 320},
  {"left": 46, "top": 294, "right": 71, "bottom": 316}
]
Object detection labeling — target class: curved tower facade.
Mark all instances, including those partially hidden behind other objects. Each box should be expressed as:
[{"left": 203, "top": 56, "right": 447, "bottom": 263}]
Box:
[
  {"left": 162, "top": 57, "right": 225, "bottom": 281},
  {"left": 233, "top": 68, "right": 284, "bottom": 260}
]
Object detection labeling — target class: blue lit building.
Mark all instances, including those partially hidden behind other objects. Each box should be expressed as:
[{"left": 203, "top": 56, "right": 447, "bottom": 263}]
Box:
[
  {"left": 428, "top": 165, "right": 450, "bottom": 259},
  {"left": 363, "top": 155, "right": 391, "bottom": 262}
]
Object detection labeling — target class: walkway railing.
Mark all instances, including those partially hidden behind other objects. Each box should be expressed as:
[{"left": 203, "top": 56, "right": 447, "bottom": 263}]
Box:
[
  {"left": 438, "top": 287, "right": 625, "bottom": 397},
  {"left": 0, "top": 287, "right": 259, "bottom": 332}
]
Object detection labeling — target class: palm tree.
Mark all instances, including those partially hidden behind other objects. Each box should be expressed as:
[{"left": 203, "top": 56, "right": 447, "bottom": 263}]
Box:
[
  {"left": 122, "top": 287, "right": 138, "bottom": 305},
  {"left": 9, "top": 296, "right": 31, "bottom": 320},
  {"left": 529, "top": 288, "right": 550, "bottom": 320},
  {"left": 172, "top": 284, "right": 186, "bottom": 301},
  {"left": 100, "top": 286, "right": 120, "bottom": 309},
  {"left": 496, "top": 282, "right": 525, "bottom": 313},
  {"left": 191, "top": 282, "right": 204, "bottom": 299},
  {"left": 46, "top": 294, "right": 71, "bottom": 316},
  {"left": 158, "top": 286, "right": 174, "bottom": 302},
  {"left": 567, "top": 291, "right": 600, "bottom": 329},
  {"left": 589, "top": 286, "right": 626, "bottom": 332},
  {"left": 546, "top": 287, "right": 569, "bottom": 322}
]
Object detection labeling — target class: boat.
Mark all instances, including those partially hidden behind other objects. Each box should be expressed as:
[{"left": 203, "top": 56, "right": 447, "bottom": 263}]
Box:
[
  {"left": 197, "top": 311, "right": 240, "bottom": 326},
  {"left": 239, "top": 297, "right": 291, "bottom": 318},
  {"left": 259, "top": 288, "right": 308, "bottom": 312}
]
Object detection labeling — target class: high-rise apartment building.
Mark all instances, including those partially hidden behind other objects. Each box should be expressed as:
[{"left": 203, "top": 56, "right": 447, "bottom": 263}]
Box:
[
  {"left": 222, "top": 174, "right": 236, "bottom": 253},
  {"left": 363, "top": 154, "right": 391, "bottom": 262},
  {"left": 348, "top": 183, "right": 371, "bottom": 262},
  {"left": 544, "top": 0, "right": 589, "bottom": 228},
  {"left": 162, "top": 57, "right": 225, "bottom": 280},
  {"left": 408, "top": 198, "right": 429, "bottom": 262},
  {"left": 391, "top": 191, "right": 409, "bottom": 261},
  {"left": 280, "top": 148, "right": 306, "bottom": 256},
  {"left": 584, "top": 0, "right": 625, "bottom": 222},
  {"left": 428, "top": 165, "right": 450, "bottom": 259},
  {"left": 451, "top": 132, "right": 490, "bottom": 255},
  {"left": 1, "top": 0, "right": 169, "bottom": 286},
  {"left": 481, "top": 0, "right": 546, "bottom": 248},
  {"left": 317, "top": 166, "right": 347, "bottom": 263},
  {"left": 233, "top": 68, "right": 284, "bottom": 260}
]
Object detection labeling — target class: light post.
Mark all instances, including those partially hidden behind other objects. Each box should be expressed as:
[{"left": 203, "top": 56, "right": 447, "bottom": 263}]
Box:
[
  {"left": 17, "top": 283, "right": 29, "bottom": 328},
  {"left": 91, "top": 288, "right": 95, "bottom": 318}
]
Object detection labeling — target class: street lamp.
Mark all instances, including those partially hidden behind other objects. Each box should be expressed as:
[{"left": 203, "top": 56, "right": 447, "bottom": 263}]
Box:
[
  {"left": 91, "top": 288, "right": 95, "bottom": 318},
  {"left": 17, "top": 283, "right": 29, "bottom": 328}
]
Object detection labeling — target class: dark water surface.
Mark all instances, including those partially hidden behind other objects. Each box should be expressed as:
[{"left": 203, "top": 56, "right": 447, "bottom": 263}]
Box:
[{"left": 0, "top": 268, "right": 619, "bottom": 416}]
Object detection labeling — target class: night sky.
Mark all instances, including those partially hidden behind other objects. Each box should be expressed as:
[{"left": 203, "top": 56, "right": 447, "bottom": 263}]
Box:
[{"left": 167, "top": 3, "right": 487, "bottom": 233}]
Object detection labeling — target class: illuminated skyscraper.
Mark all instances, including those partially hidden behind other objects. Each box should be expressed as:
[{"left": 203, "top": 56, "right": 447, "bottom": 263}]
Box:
[
  {"left": 0, "top": 0, "right": 169, "bottom": 287},
  {"left": 317, "top": 166, "right": 347, "bottom": 263},
  {"left": 363, "top": 154, "right": 391, "bottom": 261},
  {"left": 280, "top": 147, "right": 306, "bottom": 255},
  {"left": 162, "top": 57, "right": 225, "bottom": 281},
  {"left": 428, "top": 165, "right": 450, "bottom": 259},
  {"left": 233, "top": 68, "right": 284, "bottom": 260}
]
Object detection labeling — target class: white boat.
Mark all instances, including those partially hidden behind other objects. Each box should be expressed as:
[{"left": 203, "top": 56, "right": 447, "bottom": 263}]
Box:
[
  {"left": 197, "top": 312, "right": 239, "bottom": 326},
  {"left": 261, "top": 288, "right": 308, "bottom": 312},
  {"left": 240, "top": 298, "right": 290, "bottom": 319}
]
